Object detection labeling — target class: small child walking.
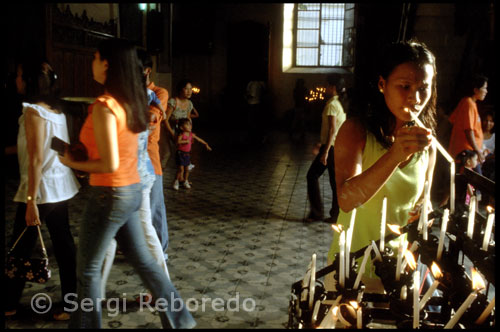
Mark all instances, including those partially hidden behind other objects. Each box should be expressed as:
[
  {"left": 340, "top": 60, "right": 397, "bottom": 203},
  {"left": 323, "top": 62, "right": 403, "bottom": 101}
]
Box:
[{"left": 173, "top": 118, "right": 211, "bottom": 190}]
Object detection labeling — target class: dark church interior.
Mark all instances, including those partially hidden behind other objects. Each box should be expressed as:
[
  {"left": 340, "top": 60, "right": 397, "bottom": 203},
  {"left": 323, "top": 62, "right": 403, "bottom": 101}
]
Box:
[{"left": 3, "top": 3, "right": 495, "bottom": 329}]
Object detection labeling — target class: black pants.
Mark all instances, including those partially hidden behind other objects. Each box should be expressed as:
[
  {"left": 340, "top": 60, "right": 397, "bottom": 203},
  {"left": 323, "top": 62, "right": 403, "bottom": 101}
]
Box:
[
  {"left": 306, "top": 144, "right": 339, "bottom": 220},
  {"left": 5, "top": 200, "right": 76, "bottom": 310}
]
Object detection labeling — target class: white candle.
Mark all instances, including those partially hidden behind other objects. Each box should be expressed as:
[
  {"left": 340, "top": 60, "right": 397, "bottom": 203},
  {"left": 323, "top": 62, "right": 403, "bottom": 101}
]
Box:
[
  {"left": 339, "top": 231, "right": 345, "bottom": 288},
  {"left": 309, "top": 253, "right": 316, "bottom": 310},
  {"left": 413, "top": 270, "right": 420, "bottom": 329},
  {"left": 353, "top": 244, "right": 372, "bottom": 289},
  {"left": 445, "top": 268, "right": 485, "bottom": 329},
  {"left": 444, "top": 291, "right": 478, "bottom": 329},
  {"left": 475, "top": 296, "right": 495, "bottom": 325},
  {"left": 346, "top": 228, "right": 352, "bottom": 280},
  {"left": 357, "top": 306, "right": 362, "bottom": 329},
  {"left": 371, "top": 240, "right": 382, "bottom": 262},
  {"left": 437, "top": 208, "right": 450, "bottom": 261},
  {"left": 482, "top": 210, "right": 494, "bottom": 251},
  {"left": 467, "top": 195, "right": 477, "bottom": 239},
  {"left": 419, "top": 280, "right": 440, "bottom": 310},
  {"left": 418, "top": 181, "right": 429, "bottom": 239},
  {"left": 311, "top": 299, "right": 321, "bottom": 325},
  {"left": 346, "top": 209, "right": 356, "bottom": 280},
  {"left": 395, "top": 238, "right": 404, "bottom": 281},
  {"left": 450, "top": 163, "right": 455, "bottom": 214},
  {"left": 402, "top": 241, "right": 419, "bottom": 272},
  {"left": 409, "top": 112, "right": 454, "bottom": 163},
  {"left": 380, "top": 197, "right": 387, "bottom": 252},
  {"left": 400, "top": 285, "right": 408, "bottom": 300},
  {"left": 319, "top": 305, "right": 339, "bottom": 328}
]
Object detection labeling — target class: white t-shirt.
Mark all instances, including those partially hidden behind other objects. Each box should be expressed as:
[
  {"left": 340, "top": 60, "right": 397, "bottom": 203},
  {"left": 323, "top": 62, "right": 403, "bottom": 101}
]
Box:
[
  {"left": 14, "top": 103, "right": 80, "bottom": 204},
  {"left": 320, "top": 95, "right": 346, "bottom": 146},
  {"left": 482, "top": 133, "right": 495, "bottom": 155}
]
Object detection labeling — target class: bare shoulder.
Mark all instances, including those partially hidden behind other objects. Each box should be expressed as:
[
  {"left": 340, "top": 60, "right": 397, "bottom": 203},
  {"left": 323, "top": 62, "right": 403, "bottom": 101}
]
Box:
[{"left": 336, "top": 118, "right": 366, "bottom": 147}]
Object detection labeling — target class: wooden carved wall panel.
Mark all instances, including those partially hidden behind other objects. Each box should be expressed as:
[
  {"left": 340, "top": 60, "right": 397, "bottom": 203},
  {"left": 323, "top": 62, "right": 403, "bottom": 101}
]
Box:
[{"left": 47, "top": 4, "right": 116, "bottom": 98}]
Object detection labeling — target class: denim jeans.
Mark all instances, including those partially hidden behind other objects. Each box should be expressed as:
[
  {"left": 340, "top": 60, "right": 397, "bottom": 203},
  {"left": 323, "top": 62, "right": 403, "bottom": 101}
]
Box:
[
  {"left": 150, "top": 174, "right": 169, "bottom": 260},
  {"left": 101, "top": 181, "right": 171, "bottom": 297},
  {"left": 69, "top": 183, "right": 195, "bottom": 329},
  {"left": 306, "top": 144, "right": 339, "bottom": 220}
]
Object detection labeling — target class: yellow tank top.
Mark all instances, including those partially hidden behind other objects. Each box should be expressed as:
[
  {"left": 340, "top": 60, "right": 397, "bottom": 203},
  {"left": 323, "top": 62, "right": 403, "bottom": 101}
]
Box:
[{"left": 327, "top": 129, "right": 428, "bottom": 277}]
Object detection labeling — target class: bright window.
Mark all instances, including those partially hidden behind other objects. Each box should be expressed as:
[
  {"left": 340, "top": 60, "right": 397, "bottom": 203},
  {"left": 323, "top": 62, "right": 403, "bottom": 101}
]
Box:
[{"left": 283, "top": 3, "right": 355, "bottom": 72}]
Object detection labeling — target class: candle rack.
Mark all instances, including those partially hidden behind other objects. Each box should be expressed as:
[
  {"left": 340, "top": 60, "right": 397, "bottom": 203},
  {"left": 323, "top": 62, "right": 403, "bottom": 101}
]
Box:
[{"left": 287, "top": 203, "right": 495, "bottom": 328}]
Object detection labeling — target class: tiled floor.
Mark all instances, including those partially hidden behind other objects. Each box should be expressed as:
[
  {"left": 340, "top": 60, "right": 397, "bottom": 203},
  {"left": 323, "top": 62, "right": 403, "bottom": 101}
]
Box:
[{"left": 4, "top": 129, "right": 338, "bottom": 329}]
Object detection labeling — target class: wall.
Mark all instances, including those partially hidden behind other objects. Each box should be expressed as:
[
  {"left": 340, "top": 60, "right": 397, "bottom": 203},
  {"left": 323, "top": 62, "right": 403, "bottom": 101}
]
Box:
[{"left": 411, "top": 4, "right": 467, "bottom": 110}]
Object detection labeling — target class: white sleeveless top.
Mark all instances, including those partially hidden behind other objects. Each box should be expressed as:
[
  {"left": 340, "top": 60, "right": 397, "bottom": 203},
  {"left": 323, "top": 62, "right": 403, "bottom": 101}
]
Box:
[{"left": 14, "top": 103, "right": 80, "bottom": 204}]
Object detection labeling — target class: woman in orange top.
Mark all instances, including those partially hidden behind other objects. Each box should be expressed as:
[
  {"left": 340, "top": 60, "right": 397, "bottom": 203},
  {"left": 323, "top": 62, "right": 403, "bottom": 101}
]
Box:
[{"left": 59, "top": 39, "right": 195, "bottom": 329}]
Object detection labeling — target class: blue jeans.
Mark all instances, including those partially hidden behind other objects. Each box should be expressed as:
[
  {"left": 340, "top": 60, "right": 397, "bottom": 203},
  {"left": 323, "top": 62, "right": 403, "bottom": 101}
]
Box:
[
  {"left": 69, "top": 183, "right": 195, "bottom": 329},
  {"left": 150, "top": 174, "right": 169, "bottom": 260}
]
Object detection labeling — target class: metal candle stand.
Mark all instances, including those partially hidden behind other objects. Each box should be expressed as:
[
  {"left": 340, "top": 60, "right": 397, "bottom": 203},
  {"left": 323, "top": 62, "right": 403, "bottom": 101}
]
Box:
[{"left": 288, "top": 205, "right": 495, "bottom": 328}]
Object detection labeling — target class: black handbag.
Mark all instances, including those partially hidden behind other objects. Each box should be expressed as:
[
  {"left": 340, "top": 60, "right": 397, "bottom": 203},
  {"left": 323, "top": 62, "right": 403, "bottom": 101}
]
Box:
[{"left": 5, "top": 226, "right": 51, "bottom": 283}]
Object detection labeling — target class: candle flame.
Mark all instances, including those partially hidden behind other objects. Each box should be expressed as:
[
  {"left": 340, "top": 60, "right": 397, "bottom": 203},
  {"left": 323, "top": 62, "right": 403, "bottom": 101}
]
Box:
[
  {"left": 404, "top": 250, "right": 417, "bottom": 270},
  {"left": 349, "top": 301, "right": 359, "bottom": 309},
  {"left": 333, "top": 305, "right": 339, "bottom": 314},
  {"left": 332, "top": 224, "right": 343, "bottom": 233},
  {"left": 471, "top": 268, "right": 486, "bottom": 291},
  {"left": 486, "top": 205, "right": 494, "bottom": 213},
  {"left": 387, "top": 224, "right": 401, "bottom": 235},
  {"left": 430, "top": 262, "right": 443, "bottom": 279},
  {"left": 192, "top": 86, "right": 200, "bottom": 94}
]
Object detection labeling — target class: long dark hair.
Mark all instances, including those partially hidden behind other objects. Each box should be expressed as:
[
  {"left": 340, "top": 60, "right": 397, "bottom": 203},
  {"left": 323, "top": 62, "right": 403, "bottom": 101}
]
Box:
[
  {"left": 21, "top": 59, "right": 62, "bottom": 110},
  {"left": 362, "top": 39, "right": 437, "bottom": 149},
  {"left": 97, "top": 39, "right": 148, "bottom": 133},
  {"left": 455, "top": 149, "right": 477, "bottom": 173}
]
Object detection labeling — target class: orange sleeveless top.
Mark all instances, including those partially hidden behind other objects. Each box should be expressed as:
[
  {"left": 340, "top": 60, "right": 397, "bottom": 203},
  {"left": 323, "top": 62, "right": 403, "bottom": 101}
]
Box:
[{"left": 80, "top": 95, "right": 140, "bottom": 187}]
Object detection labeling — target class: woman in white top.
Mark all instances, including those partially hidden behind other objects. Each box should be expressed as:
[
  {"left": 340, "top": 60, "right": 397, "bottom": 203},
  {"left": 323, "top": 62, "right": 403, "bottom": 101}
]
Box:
[{"left": 5, "top": 61, "right": 80, "bottom": 321}]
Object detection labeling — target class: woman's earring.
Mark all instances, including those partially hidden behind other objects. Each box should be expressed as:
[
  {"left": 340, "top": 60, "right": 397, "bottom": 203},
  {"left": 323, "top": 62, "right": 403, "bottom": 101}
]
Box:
[{"left": 379, "top": 88, "right": 384, "bottom": 93}]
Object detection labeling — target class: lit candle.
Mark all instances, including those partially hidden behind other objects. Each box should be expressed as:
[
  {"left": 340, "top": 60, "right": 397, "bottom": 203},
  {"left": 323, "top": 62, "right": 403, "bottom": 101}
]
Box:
[
  {"left": 349, "top": 301, "right": 362, "bottom": 329},
  {"left": 319, "top": 305, "right": 339, "bottom": 328},
  {"left": 395, "top": 238, "right": 405, "bottom": 281},
  {"left": 482, "top": 206, "right": 494, "bottom": 251},
  {"left": 444, "top": 268, "right": 486, "bottom": 329},
  {"left": 339, "top": 231, "right": 345, "bottom": 288},
  {"left": 475, "top": 296, "right": 495, "bottom": 325},
  {"left": 450, "top": 163, "right": 456, "bottom": 214},
  {"left": 467, "top": 195, "right": 477, "bottom": 239},
  {"left": 410, "top": 112, "right": 454, "bottom": 163},
  {"left": 353, "top": 244, "right": 372, "bottom": 289},
  {"left": 437, "top": 208, "right": 450, "bottom": 261},
  {"left": 357, "top": 305, "right": 362, "bottom": 329},
  {"left": 413, "top": 270, "right": 420, "bottom": 329},
  {"left": 401, "top": 248, "right": 417, "bottom": 274},
  {"left": 346, "top": 209, "right": 357, "bottom": 280},
  {"left": 380, "top": 197, "right": 387, "bottom": 252},
  {"left": 419, "top": 262, "right": 443, "bottom": 310}
]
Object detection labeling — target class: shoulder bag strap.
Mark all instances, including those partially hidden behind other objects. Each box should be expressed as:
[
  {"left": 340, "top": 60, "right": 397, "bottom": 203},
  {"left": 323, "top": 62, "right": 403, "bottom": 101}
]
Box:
[{"left": 7, "top": 226, "right": 48, "bottom": 259}]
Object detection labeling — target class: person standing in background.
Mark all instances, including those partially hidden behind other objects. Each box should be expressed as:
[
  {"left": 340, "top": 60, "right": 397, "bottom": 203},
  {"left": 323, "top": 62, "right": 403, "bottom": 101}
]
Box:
[
  {"left": 305, "top": 74, "right": 346, "bottom": 224},
  {"left": 448, "top": 74, "right": 488, "bottom": 170}
]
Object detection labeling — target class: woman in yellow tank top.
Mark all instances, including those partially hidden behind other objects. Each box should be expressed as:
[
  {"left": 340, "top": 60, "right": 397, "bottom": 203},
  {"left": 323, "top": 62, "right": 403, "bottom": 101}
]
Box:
[{"left": 326, "top": 39, "right": 438, "bottom": 290}]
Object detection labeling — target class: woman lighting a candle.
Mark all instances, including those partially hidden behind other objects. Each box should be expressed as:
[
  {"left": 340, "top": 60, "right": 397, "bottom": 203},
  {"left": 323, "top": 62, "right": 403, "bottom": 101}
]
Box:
[{"left": 325, "top": 39, "right": 437, "bottom": 292}]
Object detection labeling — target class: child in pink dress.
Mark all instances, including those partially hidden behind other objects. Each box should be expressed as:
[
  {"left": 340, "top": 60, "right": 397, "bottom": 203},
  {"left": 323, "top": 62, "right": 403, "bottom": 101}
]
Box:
[{"left": 173, "top": 118, "right": 211, "bottom": 190}]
